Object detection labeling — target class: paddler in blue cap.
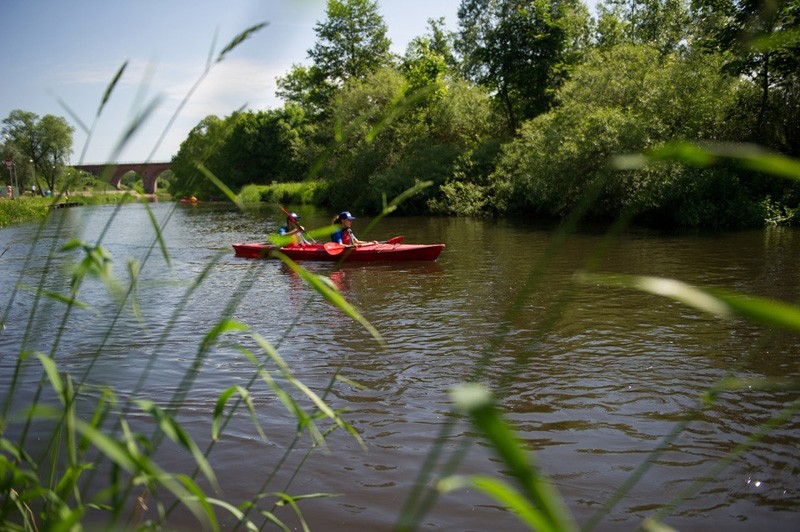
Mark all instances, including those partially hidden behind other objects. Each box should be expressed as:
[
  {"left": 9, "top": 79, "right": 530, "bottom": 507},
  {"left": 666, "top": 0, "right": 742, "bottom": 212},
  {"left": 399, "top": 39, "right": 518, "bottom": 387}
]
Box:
[{"left": 331, "top": 211, "right": 376, "bottom": 246}]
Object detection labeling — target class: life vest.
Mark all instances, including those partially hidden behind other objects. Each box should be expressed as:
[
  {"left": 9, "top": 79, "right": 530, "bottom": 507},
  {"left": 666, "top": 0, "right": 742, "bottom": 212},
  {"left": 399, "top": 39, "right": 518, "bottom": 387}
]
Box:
[{"left": 342, "top": 229, "right": 352, "bottom": 245}]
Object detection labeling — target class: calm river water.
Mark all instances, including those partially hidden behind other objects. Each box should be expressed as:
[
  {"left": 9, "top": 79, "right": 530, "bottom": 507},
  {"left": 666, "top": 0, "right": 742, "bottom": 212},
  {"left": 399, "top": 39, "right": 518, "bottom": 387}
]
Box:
[{"left": 1, "top": 201, "right": 798, "bottom": 531}]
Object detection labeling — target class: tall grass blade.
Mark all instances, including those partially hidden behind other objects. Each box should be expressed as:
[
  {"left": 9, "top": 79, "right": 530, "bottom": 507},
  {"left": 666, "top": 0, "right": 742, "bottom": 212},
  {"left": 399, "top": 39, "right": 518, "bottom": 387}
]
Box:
[
  {"left": 216, "top": 22, "right": 269, "bottom": 63},
  {"left": 212, "top": 386, "right": 267, "bottom": 442},
  {"left": 197, "top": 163, "right": 243, "bottom": 209},
  {"left": 235, "top": 337, "right": 355, "bottom": 456},
  {"left": 114, "top": 96, "right": 163, "bottom": 159},
  {"left": 55, "top": 97, "right": 90, "bottom": 134},
  {"left": 363, "top": 181, "right": 432, "bottom": 235},
  {"left": 204, "top": 497, "right": 260, "bottom": 531},
  {"left": 136, "top": 399, "right": 219, "bottom": 492},
  {"left": 449, "top": 383, "right": 577, "bottom": 532},
  {"left": 34, "top": 352, "right": 64, "bottom": 404},
  {"left": 576, "top": 272, "right": 800, "bottom": 331},
  {"left": 365, "top": 83, "right": 440, "bottom": 142},
  {"left": 252, "top": 333, "right": 365, "bottom": 450},
  {"left": 200, "top": 318, "right": 249, "bottom": 352},
  {"left": 206, "top": 28, "right": 219, "bottom": 69},
  {"left": 439, "top": 475, "right": 561, "bottom": 531},
  {"left": 24, "top": 287, "right": 96, "bottom": 314},
  {"left": 271, "top": 252, "right": 384, "bottom": 345},
  {"left": 269, "top": 224, "right": 341, "bottom": 247},
  {"left": 260, "top": 510, "right": 292, "bottom": 532},
  {"left": 749, "top": 28, "right": 800, "bottom": 51},
  {"left": 176, "top": 474, "right": 220, "bottom": 532},
  {"left": 649, "top": 399, "right": 800, "bottom": 524},
  {"left": 240, "top": 348, "right": 324, "bottom": 447},
  {"left": 613, "top": 141, "right": 800, "bottom": 181},
  {"left": 127, "top": 259, "right": 143, "bottom": 323},
  {"left": 270, "top": 492, "right": 311, "bottom": 532},
  {"left": 99, "top": 61, "right": 128, "bottom": 117},
  {"left": 144, "top": 201, "right": 172, "bottom": 269}
]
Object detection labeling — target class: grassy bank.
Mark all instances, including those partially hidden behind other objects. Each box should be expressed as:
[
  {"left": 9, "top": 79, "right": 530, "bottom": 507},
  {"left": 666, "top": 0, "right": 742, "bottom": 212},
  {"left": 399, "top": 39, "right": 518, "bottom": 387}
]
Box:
[
  {"left": 238, "top": 181, "right": 330, "bottom": 205},
  {"left": 0, "top": 193, "right": 164, "bottom": 228}
]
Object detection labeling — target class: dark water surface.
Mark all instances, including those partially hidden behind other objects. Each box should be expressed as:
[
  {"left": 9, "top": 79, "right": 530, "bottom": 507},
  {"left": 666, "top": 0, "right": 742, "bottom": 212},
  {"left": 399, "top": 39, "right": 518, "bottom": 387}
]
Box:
[{"left": 1, "top": 202, "right": 798, "bottom": 531}]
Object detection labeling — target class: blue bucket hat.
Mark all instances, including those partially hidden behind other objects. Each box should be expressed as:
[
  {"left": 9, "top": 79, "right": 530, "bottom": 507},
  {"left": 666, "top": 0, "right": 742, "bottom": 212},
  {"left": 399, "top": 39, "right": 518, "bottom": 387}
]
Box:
[{"left": 339, "top": 211, "right": 356, "bottom": 220}]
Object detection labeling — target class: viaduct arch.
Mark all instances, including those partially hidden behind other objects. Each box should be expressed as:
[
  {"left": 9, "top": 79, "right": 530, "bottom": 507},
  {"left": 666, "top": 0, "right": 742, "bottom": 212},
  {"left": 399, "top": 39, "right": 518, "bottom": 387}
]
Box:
[{"left": 72, "top": 162, "right": 171, "bottom": 194}]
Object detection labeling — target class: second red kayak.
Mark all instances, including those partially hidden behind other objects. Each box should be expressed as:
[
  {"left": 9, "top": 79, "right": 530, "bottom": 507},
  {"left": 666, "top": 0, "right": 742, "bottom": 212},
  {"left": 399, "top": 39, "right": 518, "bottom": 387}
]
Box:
[{"left": 233, "top": 242, "right": 445, "bottom": 262}]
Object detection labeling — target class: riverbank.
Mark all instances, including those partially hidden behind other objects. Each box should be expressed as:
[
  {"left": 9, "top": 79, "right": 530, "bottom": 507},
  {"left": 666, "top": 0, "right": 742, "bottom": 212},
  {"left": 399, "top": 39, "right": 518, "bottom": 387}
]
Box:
[{"left": 0, "top": 191, "right": 167, "bottom": 228}]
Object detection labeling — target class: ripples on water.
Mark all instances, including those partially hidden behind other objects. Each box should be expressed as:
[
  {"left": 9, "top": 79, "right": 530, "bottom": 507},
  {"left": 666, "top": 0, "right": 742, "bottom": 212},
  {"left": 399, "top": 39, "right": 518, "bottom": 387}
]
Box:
[{"left": 1, "top": 204, "right": 798, "bottom": 531}]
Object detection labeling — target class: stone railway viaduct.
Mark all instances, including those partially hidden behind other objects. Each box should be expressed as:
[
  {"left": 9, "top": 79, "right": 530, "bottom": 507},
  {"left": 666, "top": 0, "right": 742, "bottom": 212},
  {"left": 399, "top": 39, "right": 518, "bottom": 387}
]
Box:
[{"left": 72, "top": 162, "right": 171, "bottom": 194}]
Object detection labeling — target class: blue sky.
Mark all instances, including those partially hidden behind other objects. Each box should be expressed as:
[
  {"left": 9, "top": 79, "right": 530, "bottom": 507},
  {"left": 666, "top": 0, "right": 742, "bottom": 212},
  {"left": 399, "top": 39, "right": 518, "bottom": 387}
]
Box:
[{"left": 1, "top": 1, "right": 597, "bottom": 164}]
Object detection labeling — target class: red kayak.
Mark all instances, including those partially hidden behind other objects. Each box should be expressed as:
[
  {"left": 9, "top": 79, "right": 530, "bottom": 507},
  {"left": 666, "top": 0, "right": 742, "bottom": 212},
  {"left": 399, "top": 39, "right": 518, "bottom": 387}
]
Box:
[{"left": 233, "top": 242, "right": 445, "bottom": 262}]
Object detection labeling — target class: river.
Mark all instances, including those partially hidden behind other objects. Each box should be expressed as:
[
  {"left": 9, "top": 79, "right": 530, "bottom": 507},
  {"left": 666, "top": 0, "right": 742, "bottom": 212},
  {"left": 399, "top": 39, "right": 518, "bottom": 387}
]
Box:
[{"left": 0, "top": 201, "right": 798, "bottom": 531}]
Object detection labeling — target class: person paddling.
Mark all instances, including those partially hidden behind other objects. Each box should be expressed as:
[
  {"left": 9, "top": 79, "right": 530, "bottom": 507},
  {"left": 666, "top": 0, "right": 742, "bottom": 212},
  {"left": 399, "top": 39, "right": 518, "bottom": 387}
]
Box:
[
  {"left": 330, "top": 211, "right": 376, "bottom": 246},
  {"left": 279, "top": 212, "right": 310, "bottom": 245}
]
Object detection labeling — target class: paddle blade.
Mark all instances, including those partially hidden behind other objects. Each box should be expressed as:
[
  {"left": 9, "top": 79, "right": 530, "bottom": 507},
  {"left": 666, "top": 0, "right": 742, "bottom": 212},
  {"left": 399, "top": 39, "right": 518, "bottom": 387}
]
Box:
[
  {"left": 386, "top": 236, "right": 404, "bottom": 244},
  {"left": 324, "top": 242, "right": 345, "bottom": 255}
]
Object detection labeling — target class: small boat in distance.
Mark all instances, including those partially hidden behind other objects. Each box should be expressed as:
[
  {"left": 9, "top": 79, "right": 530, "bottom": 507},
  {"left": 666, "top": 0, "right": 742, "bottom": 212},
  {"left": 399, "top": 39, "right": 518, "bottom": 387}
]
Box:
[
  {"left": 180, "top": 196, "right": 200, "bottom": 204},
  {"left": 233, "top": 242, "right": 445, "bottom": 262}
]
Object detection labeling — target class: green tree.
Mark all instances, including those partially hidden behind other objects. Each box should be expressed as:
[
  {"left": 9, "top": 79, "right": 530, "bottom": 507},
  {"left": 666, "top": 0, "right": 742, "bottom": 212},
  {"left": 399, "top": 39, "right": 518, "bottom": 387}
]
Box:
[
  {"left": 400, "top": 34, "right": 450, "bottom": 120},
  {"left": 456, "top": 0, "right": 590, "bottom": 132},
  {"left": 308, "top": 0, "right": 392, "bottom": 85},
  {"left": 690, "top": 0, "right": 800, "bottom": 155},
  {"left": 275, "top": 63, "right": 331, "bottom": 118},
  {"left": 399, "top": 18, "right": 464, "bottom": 135},
  {"left": 2, "top": 109, "right": 74, "bottom": 194},
  {"left": 402, "top": 34, "right": 450, "bottom": 93},
  {"left": 318, "top": 68, "right": 414, "bottom": 211},
  {"left": 173, "top": 107, "right": 314, "bottom": 198},
  {"left": 317, "top": 64, "right": 500, "bottom": 214},
  {"left": 423, "top": 17, "right": 460, "bottom": 71},
  {"left": 597, "top": 0, "right": 690, "bottom": 54},
  {"left": 222, "top": 106, "right": 313, "bottom": 187},
  {"left": 490, "top": 45, "right": 760, "bottom": 226},
  {"left": 170, "top": 115, "right": 235, "bottom": 198},
  {"left": 278, "top": 0, "right": 393, "bottom": 120}
]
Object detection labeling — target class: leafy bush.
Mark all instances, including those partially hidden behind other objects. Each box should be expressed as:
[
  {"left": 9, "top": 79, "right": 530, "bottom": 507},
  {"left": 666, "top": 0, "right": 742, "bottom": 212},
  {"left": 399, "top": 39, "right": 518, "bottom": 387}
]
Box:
[
  {"left": 428, "top": 180, "right": 489, "bottom": 216},
  {"left": 238, "top": 183, "right": 263, "bottom": 203}
]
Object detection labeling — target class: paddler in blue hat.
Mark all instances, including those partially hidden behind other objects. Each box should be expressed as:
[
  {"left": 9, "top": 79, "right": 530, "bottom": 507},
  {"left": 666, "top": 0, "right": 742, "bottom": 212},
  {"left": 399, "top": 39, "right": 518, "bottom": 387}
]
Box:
[{"left": 331, "top": 211, "right": 376, "bottom": 246}]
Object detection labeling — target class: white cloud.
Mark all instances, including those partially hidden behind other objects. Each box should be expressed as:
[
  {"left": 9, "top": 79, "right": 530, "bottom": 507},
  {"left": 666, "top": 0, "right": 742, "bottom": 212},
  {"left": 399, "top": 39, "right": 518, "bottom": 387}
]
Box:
[
  {"left": 64, "top": 55, "right": 291, "bottom": 162},
  {"left": 159, "top": 57, "right": 286, "bottom": 121}
]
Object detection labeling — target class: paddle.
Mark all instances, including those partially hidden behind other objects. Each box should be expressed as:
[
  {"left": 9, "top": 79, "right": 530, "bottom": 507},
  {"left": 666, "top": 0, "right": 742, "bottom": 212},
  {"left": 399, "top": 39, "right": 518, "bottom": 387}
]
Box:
[
  {"left": 385, "top": 236, "right": 403, "bottom": 244},
  {"left": 324, "top": 242, "right": 345, "bottom": 255}
]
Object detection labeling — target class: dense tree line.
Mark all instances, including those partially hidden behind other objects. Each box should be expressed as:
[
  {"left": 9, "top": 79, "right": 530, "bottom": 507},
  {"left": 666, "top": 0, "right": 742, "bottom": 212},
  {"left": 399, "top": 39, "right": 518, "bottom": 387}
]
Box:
[{"left": 171, "top": 0, "right": 800, "bottom": 227}]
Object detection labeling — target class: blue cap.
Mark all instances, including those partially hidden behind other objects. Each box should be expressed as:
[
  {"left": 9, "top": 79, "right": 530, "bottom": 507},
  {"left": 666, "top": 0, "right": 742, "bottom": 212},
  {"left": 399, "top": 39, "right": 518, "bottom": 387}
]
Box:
[
  {"left": 339, "top": 211, "right": 356, "bottom": 220},
  {"left": 289, "top": 212, "right": 300, "bottom": 219}
]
